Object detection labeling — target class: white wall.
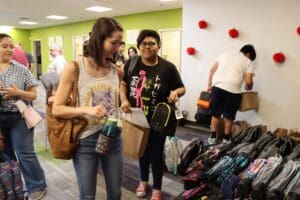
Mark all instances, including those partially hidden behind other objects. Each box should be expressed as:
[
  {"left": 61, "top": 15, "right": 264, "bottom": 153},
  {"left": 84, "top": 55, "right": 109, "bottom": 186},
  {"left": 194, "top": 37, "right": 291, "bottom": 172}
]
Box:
[{"left": 180, "top": 0, "right": 300, "bottom": 130}]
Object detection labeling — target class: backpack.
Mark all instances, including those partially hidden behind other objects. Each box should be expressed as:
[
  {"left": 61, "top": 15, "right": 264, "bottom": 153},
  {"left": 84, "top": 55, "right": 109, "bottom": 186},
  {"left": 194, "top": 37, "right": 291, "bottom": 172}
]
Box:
[
  {"left": 127, "top": 55, "right": 139, "bottom": 77},
  {"left": 197, "top": 91, "right": 211, "bottom": 110},
  {"left": 194, "top": 91, "right": 211, "bottom": 126},
  {"left": 194, "top": 107, "right": 211, "bottom": 126},
  {"left": 0, "top": 154, "right": 23, "bottom": 200},
  {"left": 164, "top": 136, "right": 183, "bottom": 175},
  {"left": 177, "top": 138, "right": 204, "bottom": 176},
  {"left": 182, "top": 170, "right": 207, "bottom": 190},
  {"left": 150, "top": 102, "right": 178, "bottom": 136}
]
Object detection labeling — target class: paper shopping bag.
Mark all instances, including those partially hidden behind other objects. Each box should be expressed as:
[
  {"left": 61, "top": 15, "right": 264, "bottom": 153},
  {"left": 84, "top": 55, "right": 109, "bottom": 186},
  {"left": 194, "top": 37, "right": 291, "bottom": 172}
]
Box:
[
  {"left": 288, "top": 129, "right": 300, "bottom": 141},
  {"left": 23, "top": 107, "right": 44, "bottom": 129},
  {"left": 231, "top": 121, "right": 249, "bottom": 137},
  {"left": 239, "top": 92, "right": 259, "bottom": 112},
  {"left": 273, "top": 128, "right": 288, "bottom": 138},
  {"left": 121, "top": 119, "right": 150, "bottom": 160}
]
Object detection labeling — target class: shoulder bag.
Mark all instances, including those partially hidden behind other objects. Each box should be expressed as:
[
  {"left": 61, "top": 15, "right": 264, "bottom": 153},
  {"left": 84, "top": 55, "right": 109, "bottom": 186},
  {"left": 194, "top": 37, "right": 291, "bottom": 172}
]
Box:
[{"left": 47, "top": 62, "right": 88, "bottom": 160}]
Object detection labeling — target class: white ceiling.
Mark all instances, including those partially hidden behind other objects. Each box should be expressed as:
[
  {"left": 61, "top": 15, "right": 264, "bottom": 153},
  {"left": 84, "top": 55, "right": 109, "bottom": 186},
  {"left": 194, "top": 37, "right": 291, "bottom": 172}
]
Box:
[{"left": 0, "top": 0, "right": 182, "bottom": 29}]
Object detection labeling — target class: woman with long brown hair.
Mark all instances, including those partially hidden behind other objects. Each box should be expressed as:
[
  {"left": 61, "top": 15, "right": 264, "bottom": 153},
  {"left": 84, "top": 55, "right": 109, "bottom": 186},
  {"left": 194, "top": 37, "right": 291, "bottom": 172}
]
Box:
[{"left": 52, "top": 17, "right": 124, "bottom": 200}]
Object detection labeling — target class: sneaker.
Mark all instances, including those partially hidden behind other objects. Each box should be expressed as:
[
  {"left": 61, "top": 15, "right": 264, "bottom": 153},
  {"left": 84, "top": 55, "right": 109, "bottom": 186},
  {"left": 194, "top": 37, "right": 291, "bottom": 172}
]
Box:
[
  {"left": 207, "top": 137, "right": 216, "bottom": 145},
  {"left": 222, "top": 139, "right": 231, "bottom": 144},
  {"left": 151, "top": 190, "right": 163, "bottom": 200},
  {"left": 136, "top": 181, "right": 148, "bottom": 198},
  {"left": 29, "top": 188, "right": 47, "bottom": 200}
]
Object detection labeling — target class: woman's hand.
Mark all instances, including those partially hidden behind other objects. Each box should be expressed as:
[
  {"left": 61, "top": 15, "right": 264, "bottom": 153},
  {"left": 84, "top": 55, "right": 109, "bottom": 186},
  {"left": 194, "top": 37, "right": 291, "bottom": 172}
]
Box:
[
  {"left": 121, "top": 100, "right": 132, "bottom": 113},
  {"left": 84, "top": 105, "right": 107, "bottom": 118},
  {"left": 0, "top": 84, "right": 21, "bottom": 99},
  {"left": 167, "top": 90, "right": 178, "bottom": 104},
  {"left": 207, "top": 86, "right": 212, "bottom": 92}
]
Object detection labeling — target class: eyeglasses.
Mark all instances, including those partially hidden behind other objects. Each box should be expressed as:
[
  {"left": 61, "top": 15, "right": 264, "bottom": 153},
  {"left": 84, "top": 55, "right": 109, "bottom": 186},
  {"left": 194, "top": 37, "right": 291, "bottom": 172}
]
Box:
[{"left": 140, "top": 42, "right": 157, "bottom": 48}]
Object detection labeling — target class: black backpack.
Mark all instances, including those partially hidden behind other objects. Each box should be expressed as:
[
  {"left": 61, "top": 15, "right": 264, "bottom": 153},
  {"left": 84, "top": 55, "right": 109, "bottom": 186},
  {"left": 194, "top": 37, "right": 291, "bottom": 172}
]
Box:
[
  {"left": 194, "top": 107, "right": 211, "bottom": 126},
  {"left": 177, "top": 138, "right": 204, "bottom": 176},
  {"left": 194, "top": 92, "right": 211, "bottom": 126},
  {"left": 150, "top": 102, "right": 177, "bottom": 136}
]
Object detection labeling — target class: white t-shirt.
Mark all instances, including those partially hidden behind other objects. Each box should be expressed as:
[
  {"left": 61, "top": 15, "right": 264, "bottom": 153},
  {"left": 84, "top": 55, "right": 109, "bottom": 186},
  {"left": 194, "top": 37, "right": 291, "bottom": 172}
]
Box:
[
  {"left": 212, "top": 51, "right": 254, "bottom": 93},
  {"left": 47, "top": 55, "right": 67, "bottom": 75}
]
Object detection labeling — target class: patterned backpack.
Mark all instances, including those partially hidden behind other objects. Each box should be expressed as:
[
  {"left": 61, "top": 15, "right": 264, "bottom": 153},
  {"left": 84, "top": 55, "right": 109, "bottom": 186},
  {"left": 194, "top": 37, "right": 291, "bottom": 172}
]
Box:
[
  {"left": 0, "top": 154, "right": 23, "bottom": 200},
  {"left": 164, "top": 136, "right": 183, "bottom": 175}
]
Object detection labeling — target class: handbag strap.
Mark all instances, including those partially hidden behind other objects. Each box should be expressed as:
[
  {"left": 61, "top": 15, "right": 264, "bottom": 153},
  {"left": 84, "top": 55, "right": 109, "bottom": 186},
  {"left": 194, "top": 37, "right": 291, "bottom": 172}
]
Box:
[
  {"left": 70, "top": 61, "right": 80, "bottom": 107},
  {"left": 0, "top": 153, "right": 15, "bottom": 167}
]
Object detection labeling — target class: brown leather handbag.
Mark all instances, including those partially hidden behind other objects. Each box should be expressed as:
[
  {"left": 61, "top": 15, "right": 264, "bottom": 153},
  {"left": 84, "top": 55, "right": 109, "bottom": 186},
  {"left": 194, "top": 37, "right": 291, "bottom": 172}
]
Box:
[{"left": 47, "top": 62, "right": 88, "bottom": 160}]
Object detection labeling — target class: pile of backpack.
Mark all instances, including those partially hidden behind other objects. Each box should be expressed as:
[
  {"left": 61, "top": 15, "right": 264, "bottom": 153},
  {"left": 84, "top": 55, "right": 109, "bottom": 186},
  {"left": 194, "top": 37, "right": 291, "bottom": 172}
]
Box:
[{"left": 175, "top": 125, "right": 300, "bottom": 200}]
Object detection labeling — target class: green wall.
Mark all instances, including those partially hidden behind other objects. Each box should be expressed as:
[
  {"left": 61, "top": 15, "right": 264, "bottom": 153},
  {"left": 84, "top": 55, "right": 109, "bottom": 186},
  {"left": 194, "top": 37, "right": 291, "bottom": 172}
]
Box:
[
  {"left": 115, "top": 8, "right": 182, "bottom": 44},
  {"left": 30, "top": 20, "right": 95, "bottom": 73},
  {"left": 1, "top": 28, "right": 31, "bottom": 51},
  {"left": 28, "top": 8, "right": 181, "bottom": 74}
]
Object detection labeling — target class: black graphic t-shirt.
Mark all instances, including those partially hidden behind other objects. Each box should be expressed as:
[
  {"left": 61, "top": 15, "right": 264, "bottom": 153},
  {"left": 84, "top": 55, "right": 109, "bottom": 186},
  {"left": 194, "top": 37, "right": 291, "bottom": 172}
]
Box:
[{"left": 123, "top": 56, "right": 184, "bottom": 121}]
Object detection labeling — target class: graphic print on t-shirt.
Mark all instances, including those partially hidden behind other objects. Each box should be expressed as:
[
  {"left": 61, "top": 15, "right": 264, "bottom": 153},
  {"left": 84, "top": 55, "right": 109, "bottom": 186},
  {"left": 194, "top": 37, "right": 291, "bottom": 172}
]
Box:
[
  {"left": 142, "top": 79, "right": 153, "bottom": 116},
  {"left": 82, "top": 83, "right": 118, "bottom": 125},
  {"left": 135, "top": 70, "right": 147, "bottom": 108},
  {"left": 129, "top": 69, "right": 161, "bottom": 117}
]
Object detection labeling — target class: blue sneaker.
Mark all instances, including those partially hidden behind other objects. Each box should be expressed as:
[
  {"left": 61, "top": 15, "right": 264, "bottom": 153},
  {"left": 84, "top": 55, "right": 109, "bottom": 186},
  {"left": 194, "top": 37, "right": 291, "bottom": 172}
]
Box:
[{"left": 208, "top": 137, "right": 216, "bottom": 145}]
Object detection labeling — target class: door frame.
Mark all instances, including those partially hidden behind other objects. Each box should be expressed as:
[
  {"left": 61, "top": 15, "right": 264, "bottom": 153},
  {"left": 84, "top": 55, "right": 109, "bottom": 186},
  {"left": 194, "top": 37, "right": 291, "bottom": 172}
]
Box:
[
  {"left": 159, "top": 28, "right": 182, "bottom": 71},
  {"left": 72, "top": 35, "right": 89, "bottom": 59},
  {"left": 31, "top": 39, "right": 42, "bottom": 79}
]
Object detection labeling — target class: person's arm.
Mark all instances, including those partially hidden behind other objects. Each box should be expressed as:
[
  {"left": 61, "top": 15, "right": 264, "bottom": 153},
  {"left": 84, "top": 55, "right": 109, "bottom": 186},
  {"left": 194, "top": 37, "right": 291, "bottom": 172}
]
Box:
[
  {"left": 120, "top": 80, "right": 132, "bottom": 113},
  {"left": 52, "top": 62, "right": 107, "bottom": 119},
  {"left": 244, "top": 73, "right": 254, "bottom": 90},
  {"left": 0, "top": 85, "right": 37, "bottom": 101},
  {"left": 167, "top": 87, "right": 186, "bottom": 104},
  {"left": 207, "top": 61, "right": 219, "bottom": 91},
  {"left": 115, "top": 65, "right": 124, "bottom": 82}
]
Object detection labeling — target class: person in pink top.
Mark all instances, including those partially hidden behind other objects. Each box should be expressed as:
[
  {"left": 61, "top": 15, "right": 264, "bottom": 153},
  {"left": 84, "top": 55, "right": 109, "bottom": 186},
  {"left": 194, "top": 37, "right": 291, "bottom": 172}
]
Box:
[{"left": 12, "top": 43, "right": 29, "bottom": 68}]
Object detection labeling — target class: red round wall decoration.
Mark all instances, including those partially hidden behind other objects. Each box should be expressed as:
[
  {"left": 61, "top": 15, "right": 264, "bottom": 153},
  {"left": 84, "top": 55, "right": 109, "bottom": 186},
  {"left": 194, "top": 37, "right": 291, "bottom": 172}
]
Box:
[
  {"left": 228, "top": 28, "right": 239, "bottom": 38},
  {"left": 273, "top": 52, "right": 285, "bottom": 63},
  {"left": 297, "top": 26, "right": 300, "bottom": 36},
  {"left": 198, "top": 20, "right": 208, "bottom": 29},
  {"left": 186, "top": 47, "right": 196, "bottom": 55}
]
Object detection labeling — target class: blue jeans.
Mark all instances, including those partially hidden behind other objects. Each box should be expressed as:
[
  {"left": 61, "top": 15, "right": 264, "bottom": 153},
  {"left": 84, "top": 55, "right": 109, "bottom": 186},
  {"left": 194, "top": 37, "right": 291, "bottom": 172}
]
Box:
[
  {"left": 73, "top": 130, "right": 123, "bottom": 200},
  {"left": 0, "top": 112, "right": 47, "bottom": 193}
]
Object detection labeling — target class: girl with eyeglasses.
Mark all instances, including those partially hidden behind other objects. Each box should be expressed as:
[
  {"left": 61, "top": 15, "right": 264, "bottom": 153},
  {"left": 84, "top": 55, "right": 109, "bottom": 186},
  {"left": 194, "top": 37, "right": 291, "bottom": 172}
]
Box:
[{"left": 120, "top": 29, "right": 186, "bottom": 200}]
